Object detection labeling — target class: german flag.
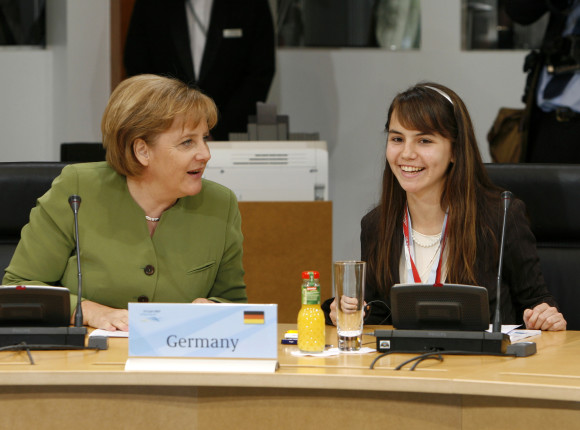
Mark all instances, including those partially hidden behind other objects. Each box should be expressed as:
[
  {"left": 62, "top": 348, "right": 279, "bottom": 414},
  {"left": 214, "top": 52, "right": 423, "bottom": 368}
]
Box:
[{"left": 244, "top": 311, "right": 265, "bottom": 324}]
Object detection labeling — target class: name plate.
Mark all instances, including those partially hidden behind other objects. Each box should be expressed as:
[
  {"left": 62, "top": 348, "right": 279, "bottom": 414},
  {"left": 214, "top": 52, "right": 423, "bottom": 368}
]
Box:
[{"left": 128, "top": 303, "right": 277, "bottom": 359}]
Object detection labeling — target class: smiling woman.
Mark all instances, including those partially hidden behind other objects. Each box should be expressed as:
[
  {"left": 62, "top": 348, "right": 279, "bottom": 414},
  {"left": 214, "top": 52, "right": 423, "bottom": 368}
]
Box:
[
  {"left": 323, "top": 82, "right": 566, "bottom": 331},
  {"left": 3, "top": 75, "right": 247, "bottom": 331}
]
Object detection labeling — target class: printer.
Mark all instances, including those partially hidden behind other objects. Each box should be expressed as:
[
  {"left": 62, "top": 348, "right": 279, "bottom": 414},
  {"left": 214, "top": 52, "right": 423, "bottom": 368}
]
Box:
[{"left": 203, "top": 141, "right": 328, "bottom": 201}]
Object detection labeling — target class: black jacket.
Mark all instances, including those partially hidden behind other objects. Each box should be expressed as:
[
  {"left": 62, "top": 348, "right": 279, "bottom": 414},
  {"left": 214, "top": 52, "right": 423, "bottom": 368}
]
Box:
[
  {"left": 323, "top": 198, "right": 558, "bottom": 326},
  {"left": 124, "top": 0, "right": 276, "bottom": 140}
]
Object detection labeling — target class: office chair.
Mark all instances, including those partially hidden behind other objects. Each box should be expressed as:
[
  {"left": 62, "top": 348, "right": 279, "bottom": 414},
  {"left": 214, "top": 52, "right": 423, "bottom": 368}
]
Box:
[
  {"left": 485, "top": 163, "right": 580, "bottom": 330},
  {"left": 60, "top": 142, "right": 105, "bottom": 163},
  {"left": 0, "top": 162, "right": 68, "bottom": 272}
]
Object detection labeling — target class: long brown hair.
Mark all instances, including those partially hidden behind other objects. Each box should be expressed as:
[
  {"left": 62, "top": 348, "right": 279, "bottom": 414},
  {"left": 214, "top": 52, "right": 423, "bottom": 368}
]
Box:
[{"left": 367, "top": 82, "right": 501, "bottom": 299}]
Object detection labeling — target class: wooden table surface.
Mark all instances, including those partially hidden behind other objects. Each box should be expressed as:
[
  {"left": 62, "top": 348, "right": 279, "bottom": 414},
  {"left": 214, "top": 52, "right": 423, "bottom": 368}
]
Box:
[{"left": 0, "top": 325, "right": 578, "bottom": 430}]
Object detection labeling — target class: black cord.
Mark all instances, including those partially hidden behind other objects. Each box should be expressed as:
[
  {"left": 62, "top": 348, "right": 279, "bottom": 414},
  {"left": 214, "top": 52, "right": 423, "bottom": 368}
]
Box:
[
  {"left": 24, "top": 345, "right": 34, "bottom": 365},
  {"left": 0, "top": 342, "right": 37, "bottom": 365},
  {"left": 364, "top": 300, "right": 392, "bottom": 325},
  {"left": 0, "top": 344, "right": 98, "bottom": 352},
  {"left": 410, "top": 354, "right": 442, "bottom": 371},
  {"left": 370, "top": 350, "right": 517, "bottom": 371},
  {"left": 395, "top": 353, "right": 444, "bottom": 370},
  {"left": 369, "top": 350, "right": 396, "bottom": 369},
  {"left": 0, "top": 343, "right": 103, "bottom": 366}
]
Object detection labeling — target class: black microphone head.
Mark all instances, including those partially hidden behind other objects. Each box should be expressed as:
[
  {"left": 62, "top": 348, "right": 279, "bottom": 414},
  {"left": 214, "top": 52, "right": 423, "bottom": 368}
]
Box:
[
  {"left": 501, "top": 191, "right": 513, "bottom": 211},
  {"left": 68, "top": 195, "right": 81, "bottom": 212}
]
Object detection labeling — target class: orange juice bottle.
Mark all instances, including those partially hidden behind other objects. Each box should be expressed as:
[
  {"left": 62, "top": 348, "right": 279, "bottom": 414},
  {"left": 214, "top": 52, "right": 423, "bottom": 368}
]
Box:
[{"left": 297, "top": 270, "right": 325, "bottom": 352}]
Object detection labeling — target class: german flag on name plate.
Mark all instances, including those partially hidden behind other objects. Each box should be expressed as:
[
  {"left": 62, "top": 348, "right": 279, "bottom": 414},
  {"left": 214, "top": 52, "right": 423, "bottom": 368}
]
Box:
[{"left": 244, "top": 310, "right": 265, "bottom": 324}]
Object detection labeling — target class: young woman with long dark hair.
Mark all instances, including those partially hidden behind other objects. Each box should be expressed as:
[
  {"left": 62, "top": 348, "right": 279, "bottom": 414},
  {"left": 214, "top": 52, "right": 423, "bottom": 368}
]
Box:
[{"left": 325, "top": 83, "right": 566, "bottom": 330}]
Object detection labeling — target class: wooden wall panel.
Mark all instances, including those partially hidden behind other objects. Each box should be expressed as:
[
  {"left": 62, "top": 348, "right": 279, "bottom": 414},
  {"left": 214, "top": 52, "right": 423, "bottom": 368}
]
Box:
[{"left": 239, "top": 202, "right": 333, "bottom": 323}]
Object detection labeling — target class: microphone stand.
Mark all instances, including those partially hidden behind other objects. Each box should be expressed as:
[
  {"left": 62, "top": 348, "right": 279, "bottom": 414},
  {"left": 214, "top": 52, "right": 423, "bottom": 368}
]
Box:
[
  {"left": 68, "top": 195, "right": 84, "bottom": 328},
  {"left": 492, "top": 191, "right": 512, "bottom": 333}
]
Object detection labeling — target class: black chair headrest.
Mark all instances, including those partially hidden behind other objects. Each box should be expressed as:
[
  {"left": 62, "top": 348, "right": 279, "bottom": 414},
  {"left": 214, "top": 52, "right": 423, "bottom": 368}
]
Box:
[
  {"left": 485, "top": 163, "right": 580, "bottom": 243},
  {"left": 0, "top": 162, "right": 69, "bottom": 239},
  {"left": 60, "top": 143, "right": 105, "bottom": 163}
]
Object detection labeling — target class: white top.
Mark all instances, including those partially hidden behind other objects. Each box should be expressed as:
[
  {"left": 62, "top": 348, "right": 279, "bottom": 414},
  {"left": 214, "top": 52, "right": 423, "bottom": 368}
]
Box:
[
  {"left": 186, "top": 0, "right": 214, "bottom": 80},
  {"left": 400, "top": 229, "right": 448, "bottom": 284}
]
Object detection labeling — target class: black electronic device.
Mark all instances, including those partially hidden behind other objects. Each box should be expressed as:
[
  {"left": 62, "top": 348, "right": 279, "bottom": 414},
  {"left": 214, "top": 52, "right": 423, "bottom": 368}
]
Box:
[
  {"left": 374, "top": 328, "right": 509, "bottom": 354},
  {"left": 377, "top": 283, "right": 509, "bottom": 354},
  {"left": 0, "top": 285, "right": 70, "bottom": 327},
  {"left": 391, "top": 283, "right": 490, "bottom": 331},
  {"left": 0, "top": 285, "right": 86, "bottom": 348}
]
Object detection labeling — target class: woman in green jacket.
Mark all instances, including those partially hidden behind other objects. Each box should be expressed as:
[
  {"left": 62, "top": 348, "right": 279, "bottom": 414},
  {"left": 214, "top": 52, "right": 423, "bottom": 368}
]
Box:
[{"left": 3, "top": 75, "right": 247, "bottom": 331}]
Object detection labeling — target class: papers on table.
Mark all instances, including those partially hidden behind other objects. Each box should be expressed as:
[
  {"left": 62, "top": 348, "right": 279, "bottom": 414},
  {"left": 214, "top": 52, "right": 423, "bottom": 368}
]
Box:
[
  {"left": 291, "top": 347, "right": 376, "bottom": 357},
  {"left": 89, "top": 329, "right": 128, "bottom": 338},
  {"left": 486, "top": 324, "right": 541, "bottom": 343}
]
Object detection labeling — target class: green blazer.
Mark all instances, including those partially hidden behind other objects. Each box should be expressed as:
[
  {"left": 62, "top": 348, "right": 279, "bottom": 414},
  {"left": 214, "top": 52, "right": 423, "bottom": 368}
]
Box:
[{"left": 3, "top": 162, "right": 247, "bottom": 310}]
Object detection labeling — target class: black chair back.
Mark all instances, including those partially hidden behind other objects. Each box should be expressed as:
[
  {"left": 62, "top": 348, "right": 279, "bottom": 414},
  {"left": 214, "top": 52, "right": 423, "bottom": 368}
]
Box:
[
  {"left": 0, "top": 162, "right": 68, "bottom": 272},
  {"left": 485, "top": 163, "right": 580, "bottom": 330},
  {"left": 60, "top": 143, "right": 105, "bottom": 163}
]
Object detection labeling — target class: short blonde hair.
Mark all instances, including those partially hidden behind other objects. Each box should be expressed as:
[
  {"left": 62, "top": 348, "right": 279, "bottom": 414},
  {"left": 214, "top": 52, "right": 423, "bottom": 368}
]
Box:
[{"left": 101, "top": 74, "right": 218, "bottom": 177}]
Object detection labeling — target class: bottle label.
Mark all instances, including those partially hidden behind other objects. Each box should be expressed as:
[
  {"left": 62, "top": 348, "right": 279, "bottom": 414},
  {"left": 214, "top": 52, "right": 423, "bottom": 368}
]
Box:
[{"left": 302, "top": 285, "right": 321, "bottom": 305}]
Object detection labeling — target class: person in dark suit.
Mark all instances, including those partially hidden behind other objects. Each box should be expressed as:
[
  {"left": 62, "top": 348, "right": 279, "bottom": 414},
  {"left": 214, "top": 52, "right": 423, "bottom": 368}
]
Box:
[
  {"left": 323, "top": 82, "right": 566, "bottom": 330},
  {"left": 505, "top": 0, "right": 580, "bottom": 162},
  {"left": 124, "top": 0, "right": 275, "bottom": 141}
]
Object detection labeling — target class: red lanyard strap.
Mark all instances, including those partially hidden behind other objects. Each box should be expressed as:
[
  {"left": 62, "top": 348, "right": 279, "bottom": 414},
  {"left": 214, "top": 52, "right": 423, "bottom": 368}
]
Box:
[{"left": 402, "top": 204, "right": 448, "bottom": 286}]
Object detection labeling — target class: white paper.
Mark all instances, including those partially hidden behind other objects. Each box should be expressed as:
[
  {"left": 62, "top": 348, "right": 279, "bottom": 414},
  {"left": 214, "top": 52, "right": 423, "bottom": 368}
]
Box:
[
  {"left": 486, "top": 324, "right": 541, "bottom": 342},
  {"left": 291, "top": 347, "right": 375, "bottom": 357},
  {"left": 506, "top": 329, "right": 541, "bottom": 342},
  {"left": 89, "top": 329, "right": 128, "bottom": 338}
]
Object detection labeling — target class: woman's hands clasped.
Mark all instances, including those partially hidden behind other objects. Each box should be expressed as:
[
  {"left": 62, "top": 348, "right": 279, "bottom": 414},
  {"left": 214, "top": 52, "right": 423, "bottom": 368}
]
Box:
[{"left": 524, "top": 303, "right": 567, "bottom": 331}]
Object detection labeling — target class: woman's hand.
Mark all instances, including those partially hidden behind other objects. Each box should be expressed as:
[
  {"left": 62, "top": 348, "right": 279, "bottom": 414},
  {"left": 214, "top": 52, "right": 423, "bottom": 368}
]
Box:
[
  {"left": 329, "top": 297, "right": 338, "bottom": 326},
  {"left": 78, "top": 300, "right": 128, "bottom": 331},
  {"left": 192, "top": 298, "right": 214, "bottom": 304},
  {"left": 329, "top": 296, "right": 366, "bottom": 326},
  {"left": 524, "top": 303, "right": 567, "bottom": 331}
]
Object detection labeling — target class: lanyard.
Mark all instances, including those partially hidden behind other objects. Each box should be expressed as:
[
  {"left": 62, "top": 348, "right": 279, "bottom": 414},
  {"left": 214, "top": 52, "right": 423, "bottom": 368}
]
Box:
[{"left": 402, "top": 204, "right": 449, "bottom": 286}]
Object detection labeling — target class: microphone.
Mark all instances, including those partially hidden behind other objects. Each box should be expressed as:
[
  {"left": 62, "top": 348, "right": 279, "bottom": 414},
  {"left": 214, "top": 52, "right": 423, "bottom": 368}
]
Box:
[
  {"left": 68, "top": 195, "right": 84, "bottom": 328},
  {"left": 492, "top": 191, "right": 513, "bottom": 333}
]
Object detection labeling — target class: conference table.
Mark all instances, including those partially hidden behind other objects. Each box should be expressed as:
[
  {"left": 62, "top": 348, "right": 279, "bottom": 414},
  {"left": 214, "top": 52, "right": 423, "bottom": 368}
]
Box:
[{"left": 0, "top": 325, "right": 578, "bottom": 430}]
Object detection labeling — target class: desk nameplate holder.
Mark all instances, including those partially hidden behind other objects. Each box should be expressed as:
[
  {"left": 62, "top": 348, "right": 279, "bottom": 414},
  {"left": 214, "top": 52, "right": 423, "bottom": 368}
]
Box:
[{"left": 125, "top": 303, "right": 278, "bottom": 373}]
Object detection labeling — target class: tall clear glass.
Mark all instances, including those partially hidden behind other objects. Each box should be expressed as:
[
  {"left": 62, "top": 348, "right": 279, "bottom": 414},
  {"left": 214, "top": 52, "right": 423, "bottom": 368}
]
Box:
[{"left": 334, "top": 260, "right": 366, "bottom": 351}]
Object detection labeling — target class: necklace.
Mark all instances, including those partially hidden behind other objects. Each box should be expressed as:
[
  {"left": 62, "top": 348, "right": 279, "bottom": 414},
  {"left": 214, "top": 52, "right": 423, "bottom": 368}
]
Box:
[
  {"left": 145, "top": 215, "right": 161, "bottom": 222},
  {"left": 411, "top": 229, "right": 441, "bottom": 248},
  {"left": 418, "top": 242, "right": 442, "bottom": 281}
]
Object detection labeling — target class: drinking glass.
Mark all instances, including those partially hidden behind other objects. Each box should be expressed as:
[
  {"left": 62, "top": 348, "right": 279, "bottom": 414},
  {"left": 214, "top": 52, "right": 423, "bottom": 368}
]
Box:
[{"left": 334, "top": 260, "right": 366, "bottom": 351}]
